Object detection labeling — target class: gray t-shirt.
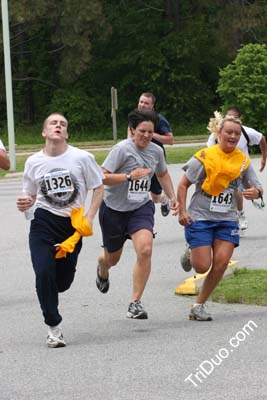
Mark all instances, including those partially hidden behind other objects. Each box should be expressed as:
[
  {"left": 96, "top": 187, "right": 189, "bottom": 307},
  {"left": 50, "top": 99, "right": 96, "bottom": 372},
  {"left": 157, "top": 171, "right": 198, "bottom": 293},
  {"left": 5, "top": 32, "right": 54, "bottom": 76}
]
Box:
[
  {"left": 102, "top": 138, "right": 166, "bottom": 211},
  {"left": 183, "top": 157, "right": 261, "bottom": 221}
]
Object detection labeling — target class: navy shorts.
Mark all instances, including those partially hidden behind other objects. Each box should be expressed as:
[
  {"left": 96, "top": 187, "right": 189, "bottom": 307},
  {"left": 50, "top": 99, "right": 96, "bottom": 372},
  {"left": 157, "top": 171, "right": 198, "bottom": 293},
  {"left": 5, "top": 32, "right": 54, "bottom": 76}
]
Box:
[
  {"left": 185, "top": 220, "right": 240, "bottom": 249},
  {"left": 99, "top": 200, "right": 155, "bottom": 252}
]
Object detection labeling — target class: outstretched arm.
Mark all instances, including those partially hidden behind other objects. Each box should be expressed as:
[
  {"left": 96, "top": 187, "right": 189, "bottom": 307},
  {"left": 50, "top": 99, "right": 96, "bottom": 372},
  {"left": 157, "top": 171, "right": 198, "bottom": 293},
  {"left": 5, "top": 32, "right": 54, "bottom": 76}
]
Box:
[{"left": 86, "top": 184, "right": 104, "bottom": 225}]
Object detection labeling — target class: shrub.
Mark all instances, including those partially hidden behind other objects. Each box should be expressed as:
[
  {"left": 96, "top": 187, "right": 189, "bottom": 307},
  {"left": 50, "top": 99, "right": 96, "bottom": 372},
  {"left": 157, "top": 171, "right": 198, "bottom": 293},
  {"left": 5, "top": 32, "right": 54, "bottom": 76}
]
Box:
[{"left": 218, "top": 43, "right": 267, "bottom": 134}]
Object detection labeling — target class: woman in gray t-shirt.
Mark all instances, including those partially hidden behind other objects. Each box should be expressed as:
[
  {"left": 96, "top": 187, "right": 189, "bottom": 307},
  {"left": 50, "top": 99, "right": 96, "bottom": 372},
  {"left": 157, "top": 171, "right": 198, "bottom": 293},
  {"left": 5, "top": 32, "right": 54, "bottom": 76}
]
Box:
[
  {"left": 178, "top": 114, "right": 263, "bottom": 321},
  {"left": 96, "top": 109, "right": 178, "bottom": 320}
]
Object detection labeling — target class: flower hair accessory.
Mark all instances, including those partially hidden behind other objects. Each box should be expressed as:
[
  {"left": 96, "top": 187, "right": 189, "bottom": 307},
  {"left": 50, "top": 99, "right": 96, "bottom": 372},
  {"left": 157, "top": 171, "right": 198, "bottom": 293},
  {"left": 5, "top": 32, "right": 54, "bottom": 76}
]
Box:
[{"left": 207, "top": 110, "right": 224, "bottom": 136}]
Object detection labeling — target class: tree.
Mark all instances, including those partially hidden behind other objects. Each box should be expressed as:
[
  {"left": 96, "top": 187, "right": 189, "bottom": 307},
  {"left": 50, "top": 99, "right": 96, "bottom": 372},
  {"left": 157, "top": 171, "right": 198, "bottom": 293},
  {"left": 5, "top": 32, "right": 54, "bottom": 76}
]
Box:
[
  {"left": 89, "top": 0, "right": 223, "bottom": 126},
  {"left": 2, "top": 0, "right": 267, "bottom": 132},
  {"left": 0, "top": 0, "right": 106, "bottom": 124},
  {"left": 217, "top": 43, "right": 267, "bottom": 132}
]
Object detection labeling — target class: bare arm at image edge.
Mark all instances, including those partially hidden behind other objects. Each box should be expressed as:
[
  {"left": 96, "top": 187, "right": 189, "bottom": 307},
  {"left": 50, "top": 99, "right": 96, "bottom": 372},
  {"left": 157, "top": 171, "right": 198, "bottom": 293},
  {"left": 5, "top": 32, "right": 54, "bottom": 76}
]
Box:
[
  {"left": 259, "top": 135, "right": 267, "bottom": 172},
  {"left": 0, "top": 149, "right": 10, "bottom": 170}
]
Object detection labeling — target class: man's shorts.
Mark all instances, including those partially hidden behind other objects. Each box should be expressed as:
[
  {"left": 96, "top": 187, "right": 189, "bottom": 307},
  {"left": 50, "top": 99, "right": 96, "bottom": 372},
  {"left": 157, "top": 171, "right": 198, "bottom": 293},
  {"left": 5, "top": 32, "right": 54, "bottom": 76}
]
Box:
[
  {"left": 99, "top": 200, "right": 155, "bottom": 253},
  {"left": 184, "top": 220, "right": 240, "bottom": 249},
  {"left": 150, "top": 173, "right": 162, "bottom": 195}
]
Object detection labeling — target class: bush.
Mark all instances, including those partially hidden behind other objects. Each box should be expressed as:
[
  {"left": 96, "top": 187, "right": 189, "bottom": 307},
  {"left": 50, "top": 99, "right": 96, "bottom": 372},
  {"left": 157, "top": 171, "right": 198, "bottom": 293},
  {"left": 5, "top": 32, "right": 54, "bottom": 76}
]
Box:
[
  {"left": 49, "top": 88, "right": 104, "bottom": 135},
  {"left": 218, "top": 43, "right": 267, "bottom": 133}
]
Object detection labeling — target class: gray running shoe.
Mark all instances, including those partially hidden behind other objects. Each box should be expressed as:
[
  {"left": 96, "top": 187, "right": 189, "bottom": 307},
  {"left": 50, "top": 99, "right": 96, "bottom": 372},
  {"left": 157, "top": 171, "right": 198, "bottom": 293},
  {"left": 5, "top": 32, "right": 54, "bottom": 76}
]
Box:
[
  {"left": 180, "top": 244, "right": 192, "bottom": 272},
  {"left": 189, "top": 304, "right": 212, "bottom": 321},
  {"left": 160, "top": 198, "right": 170, "bottom": 217},
  {"left": 127, "top": 300, "right": 148, "bottom": 319},
  {"left": 47, "top": 325, "right": 66, "bottom": 348},
  {"left": 96, "top": 266, "right": 110, "bottom": 293}
]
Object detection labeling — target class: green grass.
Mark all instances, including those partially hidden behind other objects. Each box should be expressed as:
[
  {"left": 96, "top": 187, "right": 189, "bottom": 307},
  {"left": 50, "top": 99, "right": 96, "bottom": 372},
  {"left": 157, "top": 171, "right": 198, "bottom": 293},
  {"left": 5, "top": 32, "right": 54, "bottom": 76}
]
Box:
[
  {"left": 0, "top": 140, "right": 260, "bottom": 177},
  {"left": 0, "top": 145, "right": 204, "bottom": 176},
  {"left": 211, "top": 268, "right": 267, "bottom": 306},
  {"left": 1, "top": 121, "right": 208, "bottom": 146},
  {"left": 166, "top": 146, "right": 203, "bottom": 164}
]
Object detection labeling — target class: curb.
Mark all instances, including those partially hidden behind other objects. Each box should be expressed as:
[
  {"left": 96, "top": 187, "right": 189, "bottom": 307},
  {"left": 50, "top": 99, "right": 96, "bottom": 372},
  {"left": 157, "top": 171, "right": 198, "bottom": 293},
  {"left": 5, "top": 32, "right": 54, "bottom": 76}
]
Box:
[{"left": 175, "top": 260, "right": 240, "bottom": 295}]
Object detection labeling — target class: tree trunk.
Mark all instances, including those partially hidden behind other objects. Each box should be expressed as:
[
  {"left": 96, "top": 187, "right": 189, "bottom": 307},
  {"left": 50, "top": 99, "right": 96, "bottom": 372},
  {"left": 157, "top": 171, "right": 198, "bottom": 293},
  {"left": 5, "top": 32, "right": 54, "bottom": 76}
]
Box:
[{"left": 164, "top": 0, "right": 180, "bottom": 30}]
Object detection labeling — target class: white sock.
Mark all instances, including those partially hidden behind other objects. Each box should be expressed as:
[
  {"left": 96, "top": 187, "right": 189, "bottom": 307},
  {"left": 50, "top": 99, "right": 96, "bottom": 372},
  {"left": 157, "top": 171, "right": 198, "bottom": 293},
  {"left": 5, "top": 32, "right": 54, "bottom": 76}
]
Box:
[
  {"left": 49, "top": 323, "right": 62, "bottom": 334},
  {"left": 161, "top": 195, "right": 169, "bottom": 205}
]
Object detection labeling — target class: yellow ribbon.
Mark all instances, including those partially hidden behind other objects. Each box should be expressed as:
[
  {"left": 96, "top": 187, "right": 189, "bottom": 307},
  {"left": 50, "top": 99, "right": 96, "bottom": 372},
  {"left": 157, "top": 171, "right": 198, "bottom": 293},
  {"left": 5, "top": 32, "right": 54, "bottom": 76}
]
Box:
[
  {"left": 194, "top": 145, "right": 250, "bottom": 196},
  {"left": 55, "top": 207, "right": 93, "bottom": 259}
]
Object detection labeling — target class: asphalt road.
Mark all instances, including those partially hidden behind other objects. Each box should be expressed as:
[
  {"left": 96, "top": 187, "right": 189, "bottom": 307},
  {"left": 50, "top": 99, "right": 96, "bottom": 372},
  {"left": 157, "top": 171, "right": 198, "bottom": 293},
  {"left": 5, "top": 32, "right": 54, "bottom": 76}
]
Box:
[{"left": 1, "top": 159, "right": 266, "bottom": 400}]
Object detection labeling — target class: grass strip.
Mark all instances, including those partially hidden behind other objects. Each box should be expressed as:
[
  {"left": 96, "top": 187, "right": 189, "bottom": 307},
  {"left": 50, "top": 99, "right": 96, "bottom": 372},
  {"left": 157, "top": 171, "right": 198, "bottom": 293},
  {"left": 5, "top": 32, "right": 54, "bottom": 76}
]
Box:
[
  {"left": 0, "top": 143, "right": 261, "bottom": 177},
  {"left": 0, "top": 145, "right": 204, "bottom": 177},
  {"left": 211, "top": 268, "right": 267, "bottom": 306}
]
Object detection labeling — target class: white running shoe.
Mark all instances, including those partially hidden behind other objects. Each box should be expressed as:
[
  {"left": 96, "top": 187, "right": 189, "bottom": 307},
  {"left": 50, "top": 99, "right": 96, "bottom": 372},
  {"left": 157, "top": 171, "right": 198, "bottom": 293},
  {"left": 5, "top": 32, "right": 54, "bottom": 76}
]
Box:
[
  {"left": 127, "top": 300, "right": 148, "bottom": 319},
  {"left": 180, "top": 243, "right": 192, "bottom": 272},
  {"left": 238, "top": 210, "right": 248, "bottom": 232},
  {"left": 47, "top": 324, "right": 66, "bottom": 348},
  {"left": 189, "top": 304, "right": 212, "bottom": 321}
]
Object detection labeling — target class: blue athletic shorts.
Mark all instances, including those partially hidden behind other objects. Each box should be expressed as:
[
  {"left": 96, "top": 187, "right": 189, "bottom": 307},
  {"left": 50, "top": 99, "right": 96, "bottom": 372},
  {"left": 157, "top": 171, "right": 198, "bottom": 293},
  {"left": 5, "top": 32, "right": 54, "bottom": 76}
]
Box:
[
  {"left": 99, "top": 200, "right": 155, "bottom": 252},
  {"left": 184, "top": 220, "right": 240, "bottom": 249}
]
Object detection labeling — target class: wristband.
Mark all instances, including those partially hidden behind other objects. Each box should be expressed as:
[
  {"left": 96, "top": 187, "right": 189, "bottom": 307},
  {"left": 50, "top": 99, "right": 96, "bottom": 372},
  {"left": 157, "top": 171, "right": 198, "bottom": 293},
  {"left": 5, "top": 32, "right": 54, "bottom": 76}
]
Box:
[{"left": 126, "top": 173, "right": 132, "bottom": 182}]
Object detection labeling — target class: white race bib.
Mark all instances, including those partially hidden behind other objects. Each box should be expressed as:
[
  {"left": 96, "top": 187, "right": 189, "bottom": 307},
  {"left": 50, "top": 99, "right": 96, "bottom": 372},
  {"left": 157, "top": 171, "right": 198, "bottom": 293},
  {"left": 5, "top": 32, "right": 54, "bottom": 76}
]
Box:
[
  {"left": 44, "top": 170, "right": 74, "bottom": 194},
  {"left": 127, "top": 177, "right": 150, "bottom": 202},
  {"left": 210, "top": 189, "right": 234, "bottom": 213}
]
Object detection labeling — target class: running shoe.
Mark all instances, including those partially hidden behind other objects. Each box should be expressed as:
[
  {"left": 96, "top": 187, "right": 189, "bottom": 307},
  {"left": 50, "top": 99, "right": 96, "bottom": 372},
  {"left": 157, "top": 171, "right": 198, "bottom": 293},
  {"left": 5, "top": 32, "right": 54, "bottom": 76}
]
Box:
[
  {"left": 238, "top": 210, "right": 248, "bottom": 232},
  {"left": 47, "top": 324, "right": 66, "bottom": 348},
  {"left": 160, "top": 198, "right": 170, "bottom": 217},
  {"left": 180, "top": 243, "right": 192, "bottom": 272},
  {"left": 127, "top": 300, "right": 148, "bottom": 319},
  {"left": 189, "top": 304, "right": 212, "bottom": 321},
  {"left": 252, "top": 198, "right": 265, "bottom": 210},
  {"left": 96, "top": 266, "right": 109, "bottom": 293}
]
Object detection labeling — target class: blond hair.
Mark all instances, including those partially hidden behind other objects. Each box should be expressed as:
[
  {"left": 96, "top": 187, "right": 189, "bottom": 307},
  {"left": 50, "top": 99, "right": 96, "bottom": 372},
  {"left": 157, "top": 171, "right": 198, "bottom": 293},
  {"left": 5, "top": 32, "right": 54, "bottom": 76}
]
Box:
[{"left": 208, "top": 111, "right": 241, "bottom": 136}]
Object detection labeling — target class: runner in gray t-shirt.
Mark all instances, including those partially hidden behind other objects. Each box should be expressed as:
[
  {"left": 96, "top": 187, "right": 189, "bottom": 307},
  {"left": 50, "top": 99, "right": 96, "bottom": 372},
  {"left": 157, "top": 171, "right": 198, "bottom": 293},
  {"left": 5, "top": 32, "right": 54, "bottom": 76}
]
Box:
[
  {"left": 178, "top": 114, "right": 263, "bottom": 322},
  {"left": 103, "top": 138, "right": 166, "bottom": 212},
  {"left": 96, "top": 109, "right": 179, "bottom": 319},
  {"left": 183, "top": 156, "right": 260, "bottom": 222}
]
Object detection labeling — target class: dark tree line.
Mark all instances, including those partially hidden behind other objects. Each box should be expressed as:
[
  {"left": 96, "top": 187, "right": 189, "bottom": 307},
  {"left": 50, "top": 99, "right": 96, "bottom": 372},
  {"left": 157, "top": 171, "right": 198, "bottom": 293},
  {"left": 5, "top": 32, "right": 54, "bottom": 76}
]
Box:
[{"left": 0, "top": 0, "right": 267, "bottom": 136}]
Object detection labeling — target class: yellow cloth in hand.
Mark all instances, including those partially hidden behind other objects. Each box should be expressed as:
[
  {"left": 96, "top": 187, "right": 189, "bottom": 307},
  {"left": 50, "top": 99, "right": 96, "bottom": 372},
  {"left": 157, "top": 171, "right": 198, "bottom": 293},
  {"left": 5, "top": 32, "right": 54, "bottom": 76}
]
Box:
[
  {"left": 194, "top": 144, "right": 250, "bottom": 196},
  {"left": 55, "top": 207, "right": 93, "bottom": 259}
]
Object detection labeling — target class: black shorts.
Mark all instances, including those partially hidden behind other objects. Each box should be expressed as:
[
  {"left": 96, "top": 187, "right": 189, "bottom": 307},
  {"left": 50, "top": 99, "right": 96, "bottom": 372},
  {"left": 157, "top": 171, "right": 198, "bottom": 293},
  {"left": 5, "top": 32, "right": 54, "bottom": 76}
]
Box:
[
  {"left": 99, "top": 200, "right": 155, "bottom": 252},
  {"left": 150, "top": 173, "right": 162, "bottom": 195}
]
